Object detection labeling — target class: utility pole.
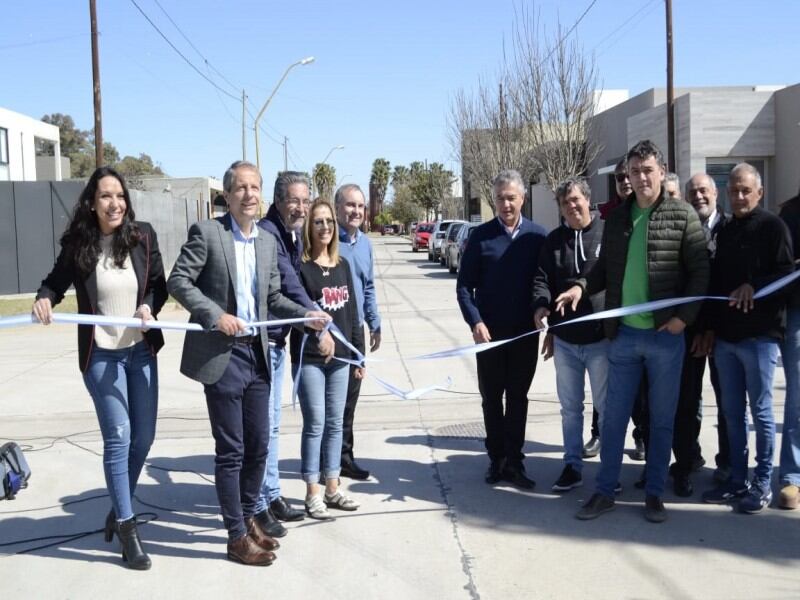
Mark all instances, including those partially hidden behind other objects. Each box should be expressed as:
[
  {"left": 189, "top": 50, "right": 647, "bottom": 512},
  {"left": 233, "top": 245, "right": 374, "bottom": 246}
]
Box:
[
  {"left": 666, "top": 0, "right": 675, "bottom": 171},
  {"left": 242, "top": 89, "right": 247, "bottom": 160},
  {"left": 283, "top": 136, "right": 288, "bottom": 171},
  {"left": 89, "top": 0, "right": 104, "bottom": 167}
]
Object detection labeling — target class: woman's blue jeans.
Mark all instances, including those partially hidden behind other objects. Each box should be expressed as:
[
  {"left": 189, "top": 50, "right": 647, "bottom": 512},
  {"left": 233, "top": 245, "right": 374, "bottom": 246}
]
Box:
[
  {"left": 296, "top": 361, "right": 349, "bottom": 484},
  {"left": 82, "top": 341, "right": 158, "bottom": 521}
]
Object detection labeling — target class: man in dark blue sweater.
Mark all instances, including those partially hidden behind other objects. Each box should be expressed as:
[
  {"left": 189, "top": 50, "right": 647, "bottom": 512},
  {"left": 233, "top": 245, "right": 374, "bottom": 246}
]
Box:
[
  {"left": 456, "top": 169, "right": 547, "bottom": 489},
  {"left": 254, "top": 171, "right": 334, "bottom": 535}
]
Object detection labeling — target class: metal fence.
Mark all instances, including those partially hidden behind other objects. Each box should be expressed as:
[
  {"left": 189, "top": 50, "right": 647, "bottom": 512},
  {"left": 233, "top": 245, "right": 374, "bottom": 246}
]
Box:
[{"left": 0, "top": 181, "right": 204, "bottom": 294}]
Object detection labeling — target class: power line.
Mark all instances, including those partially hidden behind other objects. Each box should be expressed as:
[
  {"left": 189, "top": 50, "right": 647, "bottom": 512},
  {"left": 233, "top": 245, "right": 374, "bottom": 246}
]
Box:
[
  {"left": 536, "top": 0, "right": 599, "bottom": 66},
  {"left": 0, "top": 32, "right": 89, "bottom": 51},
  {"left": 593, "top": 0, "right": 660, "bottom": 56},
  {"left": 127, "top": 0, "right": 239, "bottom": 101},
  {"left": 151, "top": 0, "right": 241, "bottom": 94}
]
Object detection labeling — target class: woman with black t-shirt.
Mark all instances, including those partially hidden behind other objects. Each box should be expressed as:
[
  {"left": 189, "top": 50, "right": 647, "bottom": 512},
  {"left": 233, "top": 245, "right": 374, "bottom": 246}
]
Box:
[{"left": 291, "top": 200, "right": 365, "bottom": 519}]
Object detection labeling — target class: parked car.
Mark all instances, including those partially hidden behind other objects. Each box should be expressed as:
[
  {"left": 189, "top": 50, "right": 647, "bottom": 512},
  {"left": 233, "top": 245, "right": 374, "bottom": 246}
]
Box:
[
  {"left": 447, "top": 223, "right": 476, "bottom": 274},
  {"left": 412, "top": 222, "right": 434, "bottom": 252},
  {"left": 427, "top": 219, "right": 458, "bottom": 262},
  {"left": 441, "top": 220, "right": 468, "bottom": 266}
]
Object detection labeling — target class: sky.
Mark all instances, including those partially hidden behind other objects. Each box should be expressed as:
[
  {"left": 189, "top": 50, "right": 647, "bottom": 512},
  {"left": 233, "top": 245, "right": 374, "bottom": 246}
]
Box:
[{"left": 2, "top": 0, "right": 799, "bottom": 197}]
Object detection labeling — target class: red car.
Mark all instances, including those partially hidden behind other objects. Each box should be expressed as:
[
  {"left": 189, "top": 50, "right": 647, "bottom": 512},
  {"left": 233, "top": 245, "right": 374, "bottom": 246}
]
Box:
[{"left": 412, "top": 222, "right": 434, "bottom": 252}]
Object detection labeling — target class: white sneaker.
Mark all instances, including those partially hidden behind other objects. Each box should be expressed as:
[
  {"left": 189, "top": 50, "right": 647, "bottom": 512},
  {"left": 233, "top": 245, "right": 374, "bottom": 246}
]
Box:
[{"left": 305, "top": 494, "right": 334, "bottom": 520}]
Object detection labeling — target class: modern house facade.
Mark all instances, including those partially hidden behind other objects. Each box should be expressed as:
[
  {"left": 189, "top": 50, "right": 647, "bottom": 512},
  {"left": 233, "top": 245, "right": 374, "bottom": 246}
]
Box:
[
  {"left": 0, "top": 106, "right": 63, "bottom": 181},
  {"left": 587, "top": 83, "right": 800, "bottom": 211}
]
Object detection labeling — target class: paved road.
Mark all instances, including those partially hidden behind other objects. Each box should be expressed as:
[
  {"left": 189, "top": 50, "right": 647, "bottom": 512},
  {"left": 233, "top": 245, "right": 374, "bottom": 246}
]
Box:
[{"left": 1, "top": 235, "right": 798, "bottom": 599}]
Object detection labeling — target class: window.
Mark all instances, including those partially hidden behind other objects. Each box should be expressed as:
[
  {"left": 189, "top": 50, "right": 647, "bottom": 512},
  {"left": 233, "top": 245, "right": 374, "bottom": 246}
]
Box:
[{"left": 0, "top": 127, "right": 8, "bottom": 181}]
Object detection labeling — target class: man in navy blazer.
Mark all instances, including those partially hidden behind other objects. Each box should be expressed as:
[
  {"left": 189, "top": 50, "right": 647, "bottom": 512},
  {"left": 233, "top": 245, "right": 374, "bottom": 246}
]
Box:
[{"left": 456, "top": 169, "right": 547, "bottom": 489}]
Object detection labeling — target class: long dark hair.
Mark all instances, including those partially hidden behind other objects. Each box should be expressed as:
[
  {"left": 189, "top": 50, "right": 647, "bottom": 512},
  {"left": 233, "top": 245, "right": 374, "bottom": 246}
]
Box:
[{"left": 61, "top": 166, "right": 139, "bottom": 276}]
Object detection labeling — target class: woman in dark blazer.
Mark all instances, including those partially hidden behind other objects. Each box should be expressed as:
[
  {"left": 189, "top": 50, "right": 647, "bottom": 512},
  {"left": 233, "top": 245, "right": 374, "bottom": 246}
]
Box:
[{"left": 32, "top": 166, "right": 167, "bottom": 570}]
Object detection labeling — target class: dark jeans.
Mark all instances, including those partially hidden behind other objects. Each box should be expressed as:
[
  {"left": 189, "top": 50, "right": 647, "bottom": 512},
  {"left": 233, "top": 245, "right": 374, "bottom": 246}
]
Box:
[
  {"left": 672, "top": 340, "right": 727, "bottom": 476},
  {"left": 341, "top": 329, "right": 367, "bottom": 463},
  {"left": 476, "top": 333, "right": 538, "bottom": 468},
  {"left": 591, "top": 376, "right": 647, "bottom": 442},
  {"left": 204, "top": 341, "right": 270, "bottom": 541}
]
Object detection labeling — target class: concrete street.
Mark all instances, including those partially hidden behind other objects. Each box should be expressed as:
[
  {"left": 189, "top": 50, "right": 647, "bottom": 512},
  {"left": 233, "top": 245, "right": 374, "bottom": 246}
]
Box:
[{"left": 1, "top": 234, "right": 798, "bottom": 599}]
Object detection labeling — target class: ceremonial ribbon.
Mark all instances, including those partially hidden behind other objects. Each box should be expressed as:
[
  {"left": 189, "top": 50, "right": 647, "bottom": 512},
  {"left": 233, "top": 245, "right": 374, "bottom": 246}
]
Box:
[{"left": 3, "top": 267, "right": 799, "bottom": 401}]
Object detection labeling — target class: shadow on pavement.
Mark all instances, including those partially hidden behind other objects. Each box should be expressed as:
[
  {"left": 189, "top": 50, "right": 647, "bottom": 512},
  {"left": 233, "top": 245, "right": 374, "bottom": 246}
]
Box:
[{"left": 340, "top": 434, "right": 800, "bottom": 565}]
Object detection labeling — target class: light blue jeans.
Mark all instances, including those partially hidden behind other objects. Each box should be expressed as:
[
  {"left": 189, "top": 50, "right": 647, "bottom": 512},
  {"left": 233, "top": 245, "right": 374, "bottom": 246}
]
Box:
[
  {"left": 255, "top": 344, "right": 286, "bottom": 514},
  {"left": 82, "top": 341, "right": 158, "bottom": 521},
  {"left": 296, "top": 362, "right": 349, "bottom": 483},
  {"left": 596, "top": 326, "right": 684, "bottom": 498},
  {"left": 553, "top": 337, "right": 609, "bottom": 471},
  {"left": 715, "top": 337, "right": 779, "bottom": 491},
  {"left": 780, "top": 307, "right": 800, "bottom": 486}
]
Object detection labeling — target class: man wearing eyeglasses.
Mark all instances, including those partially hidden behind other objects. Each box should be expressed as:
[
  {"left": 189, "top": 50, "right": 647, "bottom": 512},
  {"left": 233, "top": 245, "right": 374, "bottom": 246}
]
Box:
[
  {"left": 252, "top": 171, "right": 336, "bottom": 536},
  {"left": 701, "top": 163, "right": 794, "bottom": 513},
  {"left": 335, "top": 183, "right": 381, "bottom": 481}
]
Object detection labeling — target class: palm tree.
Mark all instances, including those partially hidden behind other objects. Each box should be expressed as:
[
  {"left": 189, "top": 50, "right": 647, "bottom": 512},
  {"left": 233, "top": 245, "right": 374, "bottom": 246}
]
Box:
[
  {"left": 370, "top": 158, "right": 391, "bottom": 215},
  {"left": 391, "top": 165, "right": 410, "bottom": 192},
  {"left": 313, "top": 162, "right": 336, "bottom": 202}
]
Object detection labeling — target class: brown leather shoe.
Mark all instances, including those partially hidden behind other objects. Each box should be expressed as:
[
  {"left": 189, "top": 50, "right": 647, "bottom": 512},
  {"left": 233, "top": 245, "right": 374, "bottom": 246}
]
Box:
[
  {"left": 227, "top": 534, "right": 276, "bottom": 566},
  {"left": 246, "top": 517, "right": 280, "bottom": 551}
]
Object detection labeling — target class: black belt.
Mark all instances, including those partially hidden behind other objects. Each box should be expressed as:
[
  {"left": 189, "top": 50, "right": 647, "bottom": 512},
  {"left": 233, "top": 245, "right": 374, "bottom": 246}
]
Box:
[{"left": 233, "top": 334, "right": 261, "bottom": 345}]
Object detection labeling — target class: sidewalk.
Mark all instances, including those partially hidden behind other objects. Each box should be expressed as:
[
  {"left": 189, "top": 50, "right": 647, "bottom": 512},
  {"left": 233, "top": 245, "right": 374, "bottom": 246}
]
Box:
[{"left": 1, "top": 235, "right": 798, "bottom": 599}]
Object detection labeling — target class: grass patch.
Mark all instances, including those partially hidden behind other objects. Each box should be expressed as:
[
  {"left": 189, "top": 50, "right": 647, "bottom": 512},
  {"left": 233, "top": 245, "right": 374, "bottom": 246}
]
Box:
[
  {"left": 0, "top": 295, "right": 180, "bottom": 317},
  {"left": 0, "top": 295, "right": 78, "bottom": 317}
]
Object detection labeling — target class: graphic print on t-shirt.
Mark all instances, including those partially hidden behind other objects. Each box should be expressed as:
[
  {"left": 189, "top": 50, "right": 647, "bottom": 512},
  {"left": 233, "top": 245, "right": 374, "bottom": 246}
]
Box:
[{"left": 319, "top": 285, "right": 350, "bottom": 311}]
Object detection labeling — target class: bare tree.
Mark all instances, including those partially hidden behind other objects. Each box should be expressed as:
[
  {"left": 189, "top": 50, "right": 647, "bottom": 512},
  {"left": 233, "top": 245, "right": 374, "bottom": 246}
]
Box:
[
  {"left": 449, "top": 3, "right": 601, "bottom": 212},
  {"left": 508, "top": 5, "right": 601, "bottom": 191}
]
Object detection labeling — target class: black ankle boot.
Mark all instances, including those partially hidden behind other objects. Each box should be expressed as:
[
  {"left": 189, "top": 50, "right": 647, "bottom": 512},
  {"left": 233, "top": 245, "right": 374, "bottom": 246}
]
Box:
[
  {"left": 104, "top": 510, "right": 115, "bottom": 543},
  {"left": 116, "top": 517, "right": 151, "bottom": 570}
]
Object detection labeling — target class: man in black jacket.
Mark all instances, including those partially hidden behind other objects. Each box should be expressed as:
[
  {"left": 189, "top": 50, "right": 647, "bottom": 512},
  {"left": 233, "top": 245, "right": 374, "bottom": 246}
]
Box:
[
  {"left": 701, "top": 164, "right": 794, "bottom": 513},
  {"left": 670, "top": 173, "right": 730, "bottom": 497},
  {"left": 557, "top": 140, "right": 708, "bottom": 523},
  {"left": 778, "top": 188, "right": 800, "bottom": 510},
  {"left": 533, "top": 177, "right": 607, "bottom": 492}
]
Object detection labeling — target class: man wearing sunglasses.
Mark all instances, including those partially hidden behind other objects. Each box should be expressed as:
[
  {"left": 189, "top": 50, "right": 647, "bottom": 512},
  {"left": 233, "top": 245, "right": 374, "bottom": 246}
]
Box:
[{"left": 587, "top": 159, "right": 647, "bottom": 466}]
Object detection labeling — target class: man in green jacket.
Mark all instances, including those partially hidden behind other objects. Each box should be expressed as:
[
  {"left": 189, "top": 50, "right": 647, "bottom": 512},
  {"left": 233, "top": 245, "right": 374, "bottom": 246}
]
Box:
[{"left": 556, "top": 140, "right": 709, "bottom": 523}]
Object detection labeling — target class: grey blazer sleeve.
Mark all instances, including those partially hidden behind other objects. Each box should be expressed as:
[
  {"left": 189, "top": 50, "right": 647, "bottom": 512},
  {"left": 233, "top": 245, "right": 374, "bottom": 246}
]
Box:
[{"left": 167, "top": 222, "right": 226, "bottom": 329}]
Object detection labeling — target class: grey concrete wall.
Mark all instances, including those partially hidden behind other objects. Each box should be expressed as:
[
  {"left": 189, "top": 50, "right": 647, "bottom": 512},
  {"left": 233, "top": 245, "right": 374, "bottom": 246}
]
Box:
[
  {"left": 774, "top": 83, "right": 800, "bottom": 203},
  {"left": 0, "top": 182, "right": 204, "bottom": 294},
  {"left": 587, "top": 89, "right": 659, "bottom": 203}
]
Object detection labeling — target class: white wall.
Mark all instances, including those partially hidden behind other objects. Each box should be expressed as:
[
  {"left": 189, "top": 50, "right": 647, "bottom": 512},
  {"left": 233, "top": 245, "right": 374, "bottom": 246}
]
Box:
[{"left": 0, "top": 107, "right": 61, "bottom": 181}]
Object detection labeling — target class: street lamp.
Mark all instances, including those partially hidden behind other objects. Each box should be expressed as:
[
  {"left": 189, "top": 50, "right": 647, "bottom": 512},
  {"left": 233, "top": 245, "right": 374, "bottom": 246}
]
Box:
[
  {"left": 254, "top": 56, "right": 315, "bottom": 171},
  {"left": 320, "top": 144, "right": 344, "bottom": 166},
  {"left": 336, "top": 173, "right": 352, "bottom": 187}
]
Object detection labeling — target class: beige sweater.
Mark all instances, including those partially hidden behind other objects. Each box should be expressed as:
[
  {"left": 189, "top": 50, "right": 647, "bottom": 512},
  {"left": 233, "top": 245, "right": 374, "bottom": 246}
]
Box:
[{"left": 94, "top": 236, "right": 142, "bottom": 349}]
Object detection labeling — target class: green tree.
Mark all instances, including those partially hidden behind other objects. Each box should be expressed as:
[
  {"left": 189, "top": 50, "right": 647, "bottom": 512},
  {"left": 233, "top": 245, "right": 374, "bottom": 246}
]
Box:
[
  {"left": 388, "top": 185, "right": 424, "bottom": 229},
  {"left": 407, "top": 162, "right": 455, "bottom": 220},
  {"left": 312, "top": 162, "right": 336, "bottom": 202},
  {"left": 369, "top": 158, "right": 391, "bottom": 215},
  {"left": 39, "top": 113, "right": 90, "bottom": 157}
]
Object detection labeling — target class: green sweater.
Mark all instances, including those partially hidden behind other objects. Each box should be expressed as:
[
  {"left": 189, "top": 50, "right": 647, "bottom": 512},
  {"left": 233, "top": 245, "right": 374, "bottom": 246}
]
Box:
[{"left": 578, "top": 192, "right": 709, "bottom": 339}]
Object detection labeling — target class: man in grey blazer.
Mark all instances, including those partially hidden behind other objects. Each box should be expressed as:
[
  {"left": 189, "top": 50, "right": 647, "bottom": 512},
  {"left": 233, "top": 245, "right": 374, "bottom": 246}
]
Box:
[{"left": 168, "top": 160, "right": 328, "bottom": 566}]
